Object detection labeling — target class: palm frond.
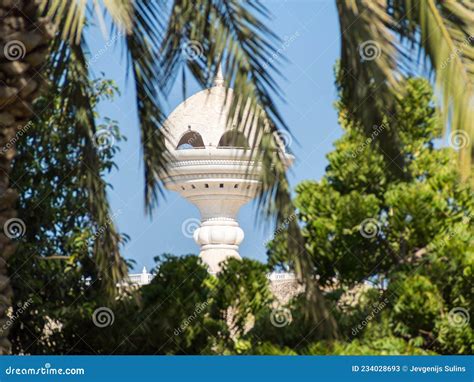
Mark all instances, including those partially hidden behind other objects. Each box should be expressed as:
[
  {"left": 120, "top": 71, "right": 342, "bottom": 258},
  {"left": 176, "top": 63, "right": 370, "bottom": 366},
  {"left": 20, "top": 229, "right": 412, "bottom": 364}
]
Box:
[
  {"left": 405, "top": 0, "right": 474, "bottom": 179},
  {"left": 41, "top": 0, "right": 133, "bottom": 44},
  {"left": 337, "top": 0, "right": 408, "bottom": 178},
  {"left": 124, "top": 0, "right": 170, "bottom": 212},
  {"left": 47, "top": 37, "right": 128, "bottom": 296},
  {"left": 102, "top": 0, "right": 134, "bottom": 34},
  {"left": 41, "top": 0, "right": 87, "bottom": 44},
  {"left": 337, "top": 0, "right": 474, "bottom": 181},
  {"left": 45, "top": 0, "right": 172, "bottom": 212}
]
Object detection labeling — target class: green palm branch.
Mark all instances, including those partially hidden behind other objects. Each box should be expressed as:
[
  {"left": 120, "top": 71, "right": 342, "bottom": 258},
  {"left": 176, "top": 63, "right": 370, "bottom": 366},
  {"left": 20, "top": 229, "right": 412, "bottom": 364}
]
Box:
[{"left": 337, "top": 0, "right": 474, "bottom": 181}]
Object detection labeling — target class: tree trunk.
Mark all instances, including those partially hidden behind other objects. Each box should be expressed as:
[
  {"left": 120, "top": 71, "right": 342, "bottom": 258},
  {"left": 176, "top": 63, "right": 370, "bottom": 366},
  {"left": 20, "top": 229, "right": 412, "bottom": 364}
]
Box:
[{"left": 0, "top": 0, "right": 52, "bottom": 354}]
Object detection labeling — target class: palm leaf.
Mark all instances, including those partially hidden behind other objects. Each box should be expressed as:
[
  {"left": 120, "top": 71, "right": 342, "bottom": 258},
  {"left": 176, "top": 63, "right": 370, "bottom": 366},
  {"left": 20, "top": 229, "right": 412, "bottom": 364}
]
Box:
[
  {"left": 337, "top": 0, "right": 408, "bottom": 178},
  {"left": 123, "top": 0, "right": 170, "bottom": 212},
  {"left": 337, "top": 0, "right": 474, "bottom": 181},
  {"left": 48, "top": 0, "right": 171, "bottom": 213},
  {"left": 41, "top": 0, "right": 86, "bottom": 44},
  {"left": 406, "top": 0, "right": 474, "bottom": 180},
  {"left": 41, "top": 0, "right": 133, "bottom": 44},
  {"left": 47, "top": 36, "right": 128, "bottom": 296}
]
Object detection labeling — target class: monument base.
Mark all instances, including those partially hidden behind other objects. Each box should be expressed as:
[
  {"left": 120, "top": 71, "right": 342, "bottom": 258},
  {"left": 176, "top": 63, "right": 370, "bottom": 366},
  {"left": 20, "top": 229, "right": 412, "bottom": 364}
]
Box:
[{"left": 199, "top": 246, "right": 242, "bottom": 274}]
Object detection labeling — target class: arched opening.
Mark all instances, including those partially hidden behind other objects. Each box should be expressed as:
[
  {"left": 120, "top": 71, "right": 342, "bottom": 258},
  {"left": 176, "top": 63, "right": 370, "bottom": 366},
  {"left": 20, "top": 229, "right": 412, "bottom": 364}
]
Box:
[
  {"left": 217, "top": 130, "right": 249, "bottom": 148},
  {"left": 176, "top": 131, "right": 205, "bottom": 149}
]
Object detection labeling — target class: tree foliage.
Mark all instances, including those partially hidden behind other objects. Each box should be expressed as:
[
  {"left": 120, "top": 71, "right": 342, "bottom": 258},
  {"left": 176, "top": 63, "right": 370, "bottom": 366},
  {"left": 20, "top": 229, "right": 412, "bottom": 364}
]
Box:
[
  {"left": 9, "top": 78, "right": 128, "bottom": 354},
  {"left": 337, "top": 0, "right": 474, "bottom": 179},
  {"left": 266, "top": 78, "right": 473, "bottom": 354}
]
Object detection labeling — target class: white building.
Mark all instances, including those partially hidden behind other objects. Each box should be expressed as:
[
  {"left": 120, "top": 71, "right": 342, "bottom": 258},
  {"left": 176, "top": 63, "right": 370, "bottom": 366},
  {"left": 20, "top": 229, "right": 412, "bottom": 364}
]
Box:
[
  {"left": 159, "top": 67, "right": 293, "bottom": 274},
  {"left": 127, "top": 266, "right": 153, "bottom": 287}
]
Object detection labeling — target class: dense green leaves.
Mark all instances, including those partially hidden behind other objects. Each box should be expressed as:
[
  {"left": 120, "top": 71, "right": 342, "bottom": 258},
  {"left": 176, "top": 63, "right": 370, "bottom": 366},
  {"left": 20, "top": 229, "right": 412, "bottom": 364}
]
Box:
[
  {"left": 266, "top": 78, "right": 473, "bottom": 354},
  {"left": 133, "top": 255, "right": 219, "bottom": 354},
  {"left": 9, "top": 78, "right": 129, "bottom": 354}
]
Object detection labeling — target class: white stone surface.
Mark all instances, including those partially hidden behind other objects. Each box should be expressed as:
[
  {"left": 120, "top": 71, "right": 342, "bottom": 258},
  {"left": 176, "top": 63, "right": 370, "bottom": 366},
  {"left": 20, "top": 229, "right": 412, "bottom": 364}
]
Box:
[
  {"left": 160, "top": 70, "right": 292, "bottom": 273},
  {"left": 128, "top": 266, "right": 153, "bottom": 286}
]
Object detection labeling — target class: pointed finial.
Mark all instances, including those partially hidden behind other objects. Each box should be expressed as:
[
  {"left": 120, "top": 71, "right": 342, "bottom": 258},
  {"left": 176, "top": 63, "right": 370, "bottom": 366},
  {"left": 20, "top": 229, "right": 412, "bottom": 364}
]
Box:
[
  {"left": 142, "top": 266, "right": 147, "bottom": 274},
  {"left": 213, "top": 63, "right": 225, "bottom": 87}
]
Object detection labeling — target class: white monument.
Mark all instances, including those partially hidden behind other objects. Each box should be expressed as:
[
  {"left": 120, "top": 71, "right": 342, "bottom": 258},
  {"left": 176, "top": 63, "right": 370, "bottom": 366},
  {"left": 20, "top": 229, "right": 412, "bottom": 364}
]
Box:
[{"left": 161, "top": 67, "right": 293, "bottom": 273}]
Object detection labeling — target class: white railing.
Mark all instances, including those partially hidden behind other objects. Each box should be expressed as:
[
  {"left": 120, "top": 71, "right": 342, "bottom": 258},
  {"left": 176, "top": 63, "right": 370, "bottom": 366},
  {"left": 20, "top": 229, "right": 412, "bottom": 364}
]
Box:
[{"left": 124, "top": 271, "right": 295, "bottom": 287}]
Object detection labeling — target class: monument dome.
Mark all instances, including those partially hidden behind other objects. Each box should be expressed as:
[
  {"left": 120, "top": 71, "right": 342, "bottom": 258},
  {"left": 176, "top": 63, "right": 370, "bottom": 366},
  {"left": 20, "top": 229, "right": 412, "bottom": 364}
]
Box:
[{"left": 161, "top": 67, "right": 293, "bottom": 273}]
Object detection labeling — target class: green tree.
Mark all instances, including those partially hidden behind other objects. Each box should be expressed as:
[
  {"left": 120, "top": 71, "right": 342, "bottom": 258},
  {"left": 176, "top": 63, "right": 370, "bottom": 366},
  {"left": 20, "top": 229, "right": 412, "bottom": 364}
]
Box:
[
  {"left": 8, "top": 77, "right": 129, "bottom": 354},
  {"left": 53, "top": 255, "right": 274, "bottom": 355},
  {"left": 121, "top": 255, "right": 222, "bottom": 355},
  {"left": 267, "top": 78, "right": 473, "bottom": 354}
]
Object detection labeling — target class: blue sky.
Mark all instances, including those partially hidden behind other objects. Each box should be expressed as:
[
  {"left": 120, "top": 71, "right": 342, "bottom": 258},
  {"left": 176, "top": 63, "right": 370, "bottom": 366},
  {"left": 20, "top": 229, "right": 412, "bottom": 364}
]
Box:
[{"left": 88, "top": 1, "right": 343, "bottom": 272}]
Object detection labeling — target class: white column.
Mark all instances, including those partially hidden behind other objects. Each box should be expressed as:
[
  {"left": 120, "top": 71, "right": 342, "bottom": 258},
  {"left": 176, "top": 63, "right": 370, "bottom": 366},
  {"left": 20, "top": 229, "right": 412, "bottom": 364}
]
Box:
[{"left": 190, "top": 194, "right": 249, "bottom": 274}]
